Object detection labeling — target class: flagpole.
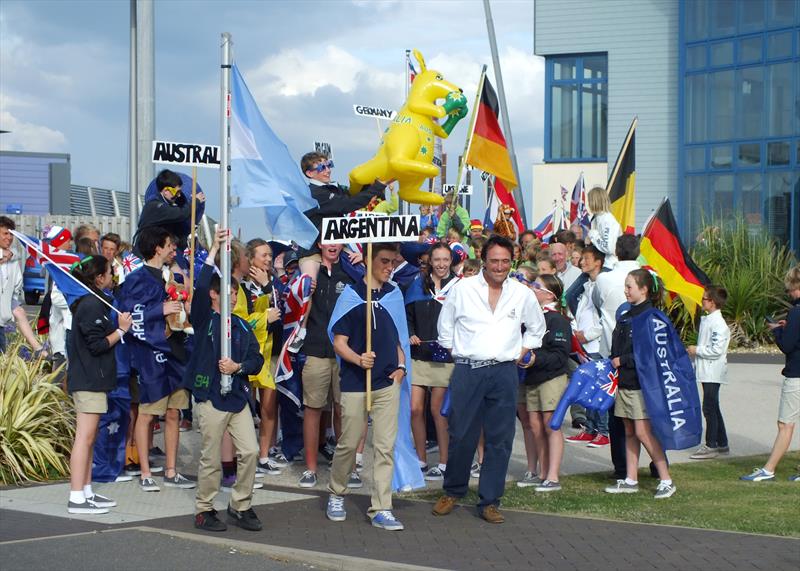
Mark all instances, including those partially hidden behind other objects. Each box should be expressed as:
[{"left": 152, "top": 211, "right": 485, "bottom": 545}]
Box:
[
  {"left": 189, "top": 165, "right": 197, "bottom": 299},
  {"left": 401, "top": 49, "right": 411, "bottom": 216},
  {"left": 220, "top": 32, "right": 233, "bottom": 395},
  {"left": 365, "top": 242, "right": 373, "bottom": 412},
  {"left": 128, "top": 0, "right": 138, "bottom": 240},
  {"left": 483, "top": 0, "right": 527, "bottom": 226}
]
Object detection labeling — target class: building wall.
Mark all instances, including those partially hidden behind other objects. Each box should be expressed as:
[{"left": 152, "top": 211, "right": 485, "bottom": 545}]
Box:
[
  {"left": 531, "top": 162, "right": 608, "bottom": 226},
  {"left": 534, "top": 0, "right": 679, "bottom": 230},
  {"left": 0, "top": 151, "right": 70, "bottom": 215}
]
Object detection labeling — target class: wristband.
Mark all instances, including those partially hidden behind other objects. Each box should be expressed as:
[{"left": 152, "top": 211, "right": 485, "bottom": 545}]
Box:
[{"left": 117, "top": 329, "right": 126, "bottom": 344}]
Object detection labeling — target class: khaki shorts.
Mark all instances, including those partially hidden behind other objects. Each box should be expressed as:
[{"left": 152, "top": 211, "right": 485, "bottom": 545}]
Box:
[
  {"left": 615, "top": 388, "right": 649, "bottom": 420},
  {"left": 72, "top": 391, "right": 108, "bottom": 414},
  {"left": 778, "top": 377, "right": 800, "bottom": 424},
  {"left": 521, "top": 374, "right": 568, "bottom": 412},
  {"left": 411, "top": 359, "right": 453, "bottom": 388},
  {"left": 139, "top": 388, "right": 190, "bottom": 416},
  {"left": 303, "top": 356, "right": 341, "bottom": 408}
]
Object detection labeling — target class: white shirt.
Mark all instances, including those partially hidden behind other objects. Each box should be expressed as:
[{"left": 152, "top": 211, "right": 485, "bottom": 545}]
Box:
[
  {"left": 588, "top": 212, "right": 622, "bottom": 268},
  {"left": 557, "top": 262, "right": 582, "bottom": 291},
  {"left": 695, "top": 310, "right": 731, "bottom": 384},
  {"left": 437, "top": 271, "right": 546, "bottom": 361},
  {"left": 572, "top": 278, "right": 602, "bottom": 355},
  {"left": 0, "top": 250, "right": 23, "bottom": 327},
  {"left": 594, "top": 259, "right": 641, "bottom": 357}
]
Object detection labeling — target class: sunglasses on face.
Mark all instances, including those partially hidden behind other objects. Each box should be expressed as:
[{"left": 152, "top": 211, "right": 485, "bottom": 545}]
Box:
[
  {"left": 511, "top": 272, "right": 532, "bottom": 286},
  {"left": 311, "top": 160, "right": 334, "bottom": 173}
]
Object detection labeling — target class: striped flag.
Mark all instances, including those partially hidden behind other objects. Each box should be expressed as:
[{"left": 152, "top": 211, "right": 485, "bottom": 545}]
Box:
[
  {"left": 533, "top": 209, "right": 556, "bottom": 242},
  {"left": 607, "top": 118, "right": 637, "bottom": 234}
]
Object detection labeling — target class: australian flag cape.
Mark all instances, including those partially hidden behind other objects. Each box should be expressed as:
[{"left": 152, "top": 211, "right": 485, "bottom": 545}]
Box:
[
  {"left": 327, "top": 284, "right": 425, "bottom": 492},
  {"left": 549, "top": 359, "right": 619, "bottom": 429},
  {"left": 630, "top": 306, "right": 702, "bottom": 450}
]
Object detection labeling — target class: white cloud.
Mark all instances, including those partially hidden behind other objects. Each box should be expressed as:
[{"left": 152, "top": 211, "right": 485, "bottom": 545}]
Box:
[{"left": 0, "top": 110, "right": 67, "bottom": 151}]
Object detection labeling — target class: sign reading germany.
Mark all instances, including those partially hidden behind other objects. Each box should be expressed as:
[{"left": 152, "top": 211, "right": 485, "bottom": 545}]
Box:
[
  {"left": 353, "top": 105, "right": 397, "bottom": 121},
  {"left": 321, "top": 214, "right": 421, "bottom": 244},
  {"left": 152, "top": 140, "right": 221, "bottom": 168}
]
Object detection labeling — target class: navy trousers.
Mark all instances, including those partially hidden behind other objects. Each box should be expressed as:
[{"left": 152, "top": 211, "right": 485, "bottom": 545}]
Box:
[{"left": 443, "top": 361, "right": 517, "bottom": 509}]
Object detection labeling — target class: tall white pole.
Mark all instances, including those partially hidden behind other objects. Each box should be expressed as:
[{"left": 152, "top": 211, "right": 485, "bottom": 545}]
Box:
[
  {"left": 400, "top": 49, "right": 411, "bottom": 216},
  {"left": 137, "top": 0, "right": 155, "bottom": 204},
  {"left": 219, "top": 33, "right": 232, "bottom": 394},
  {"left": 128, "top": 0, "right": 138, "bottom": 239},
  {"left": 483, "top": 0, "right": 528, "bottom": 226}
]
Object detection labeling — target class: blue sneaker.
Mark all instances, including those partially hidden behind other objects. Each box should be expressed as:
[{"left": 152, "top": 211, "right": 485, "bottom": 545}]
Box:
[
  {"left": 371, "top": 510, "right": 404, "bottom": 531},
  {"left": 788, "top": 473, "right": 800, "bottom": 482},
  {"left": 326, "top": 494, "right": 346, "bottom": 522},
  {"left": 740, "top": 467, "right": 775, "bottom": 482}
]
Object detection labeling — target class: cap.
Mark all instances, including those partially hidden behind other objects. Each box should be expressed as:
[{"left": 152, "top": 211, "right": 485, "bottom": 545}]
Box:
[
  {"left": 470, "top": 219, "right": 483, "bottom": 231},
  {"left": 45, "top": 226, "right": 72, "bottom": 249},
  {"left": 284, "top": 250, "right": 300, "bottom": 267}
]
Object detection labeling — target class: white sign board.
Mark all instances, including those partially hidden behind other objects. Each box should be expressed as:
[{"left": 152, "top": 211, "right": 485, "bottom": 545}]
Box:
[
  {"left": 152, "top": 140, "right": 221, "bottom": 168},
  {"left": 353, "top": 105, "right": 397, "bottom": 121},
  {"left": 442, "top": 184, "right": 473, "bottom": 195},
  {"left": 321, "top": 215, "right": 420, "bottom": 245}
]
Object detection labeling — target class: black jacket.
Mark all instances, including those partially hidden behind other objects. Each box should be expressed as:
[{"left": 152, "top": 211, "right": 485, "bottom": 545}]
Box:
[
  {"left": 304, "top": 260, "right": 354, "bottom": 358},
  {"left": 406, "top": 274, "right": 458, "bottom": 362},
  {"left": 524, "top": 309, "right": 571, "bottom": 386},
  {"left": 611, "top": 300, "right": 653, "bottom": 390},
  {"left": 135, "top": 196, "right": 192, "bottom": 250},
  {"left": 67, "top": 293, "right": 117, "bottom": 393},
  {"left": 774, "top": 297, "right": 800, "bottom": 377}
]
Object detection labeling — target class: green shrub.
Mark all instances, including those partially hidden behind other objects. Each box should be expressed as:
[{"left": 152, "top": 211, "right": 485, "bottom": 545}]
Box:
[{"left": 0, "top": 338, "right": 74, "bottom": 485}]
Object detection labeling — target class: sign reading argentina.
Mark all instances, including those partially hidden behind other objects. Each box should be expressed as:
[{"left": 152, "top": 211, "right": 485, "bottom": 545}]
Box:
[
  {"left": 321, "top": 214, "right": 420, "bottom": 245},
  {"left": 152, "top": 140, "right": 221, "bottom": 168},
  {"left": 353, "top": 105, "right": 397, "bottom": 121}
]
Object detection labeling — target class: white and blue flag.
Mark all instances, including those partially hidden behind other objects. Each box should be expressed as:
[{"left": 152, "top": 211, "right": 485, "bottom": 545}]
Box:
[{"left": 231, "top": 64, "right": 318, "bottom": 247}]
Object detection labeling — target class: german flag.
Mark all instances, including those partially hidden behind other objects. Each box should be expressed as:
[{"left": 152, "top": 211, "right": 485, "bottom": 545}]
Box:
[
  {"left": 641, "top": 198, "right": 711, "bottom": 317},
  {"left": 465, "top": 76, "right": 518, "bottom": 190},
  {"left": 607, "top": 118, "right": 637, "bottom": 234}
]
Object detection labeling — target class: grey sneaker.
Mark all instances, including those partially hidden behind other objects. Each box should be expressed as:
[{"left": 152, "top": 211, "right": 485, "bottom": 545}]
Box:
[
  {"left": 371, "top": 510, "right": 404, "bottom": 531},
  {"left": 140, "top": 477, "right": 160, "bottom": 492},
  {"left": 470, "top": 461, "right": 481, "bottom": 479},
  {"left": 654, "top": 481, "right": 677, "bottom": 499},
  {"left": 347, "top": 471, "right": 363, "bottom": 489},
  {"left": 67, "top": 499, "right": 109, "bottom": 514},
  {"left": 298, "top": 470, "right": 317, "bottom": 488},
  {"left": 163, "top": 473, "right": 196, "bottom": 489},
  {"left": 326, "top": 494, "right": 346, "bottom": 521},
  {"left": 604, "top": 480, "right": 639, "bottom": 494},
  {"left": 690, "top": 444, "right": 718, "bottom": 460},
  {"left": 424, "top": 466, "right": 445, "bottom": 481},
  {"left": 535, "top": 479, "right": 562, "bottom": 492},
  {"left": 87, "top": 493, "right": 117, "bottom": 508},
  {"left": 256, "top": 458, "right": 282, "bottom": 476},
  {"left": 268, "top": 448, "right": 289, "bottom": 467},
  {"left": 516, "top": 471, "right": 543, "bottom": 488}
]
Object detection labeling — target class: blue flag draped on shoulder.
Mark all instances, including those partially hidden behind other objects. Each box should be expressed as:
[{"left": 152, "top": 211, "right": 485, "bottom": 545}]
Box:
[
  {"left": 327, "top": 285, "right": 425, "bottom": 492},
  {"left": 230, "top": 64, "right": 319, "bottom": 248},
  {"left": 632, "top": 307, "right": 702, "bottom": 450}
]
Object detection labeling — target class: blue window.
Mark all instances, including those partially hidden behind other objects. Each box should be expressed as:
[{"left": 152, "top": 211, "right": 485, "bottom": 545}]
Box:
[{"left": 545, "top": 53, "right": 608, "bottom": 162}]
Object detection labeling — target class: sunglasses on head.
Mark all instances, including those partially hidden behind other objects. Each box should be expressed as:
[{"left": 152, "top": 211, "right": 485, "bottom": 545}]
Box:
[
  {"left": 531, "top": 281, "right": 555, "bottom": 296},
  {"left": 511, "top": 272, "right": 532, "bottom": 286},
  {"left": 311, "top": 160, "right": 334, "bottom": 173}
]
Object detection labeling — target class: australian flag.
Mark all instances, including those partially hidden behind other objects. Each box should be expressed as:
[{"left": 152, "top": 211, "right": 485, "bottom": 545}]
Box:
[{"left": 549, "top": 359, "right": 619, "bottom": 429}]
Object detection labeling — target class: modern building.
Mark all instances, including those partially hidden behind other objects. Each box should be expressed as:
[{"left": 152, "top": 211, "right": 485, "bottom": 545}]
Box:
[{"left": 532, "top": 0, "right": 799, "bottom": 251}]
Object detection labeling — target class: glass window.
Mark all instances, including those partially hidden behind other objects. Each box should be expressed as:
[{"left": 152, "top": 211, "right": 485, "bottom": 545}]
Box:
[
  {"left": 767, "top": 31, "right": 793, "bottom": 59},
  {"left": 767, "top": 141, "right": 791, "bottom": 165},
  {"left": 710, "top": 0, "right": 737, "bottom": 37},
  {"left": 767, "top": 62, "right": 794, "bottom": 136},
  {"left": 738, "top": 143, "right": 761, "bottom": 167},
  {"left": 710, "top": 174, "right": 735, "bottom": 221},
  {"left": 581, "top": 83, "right": 607, "bottom": 159},
  {"left": 739, "top": 0, "right": 766, "bottom": 33},
  {"left": 686, "top": 147, "right": 705, "bottom": 170},
  {"left": 685, "top": 74, "right": 707, "bottom": 143},
  {"left": 709, "top": 70, "right": 735, "bottom": 140},
  {"left": 685, "top": 0, "right": 708, "bottom": 41},
  {"left": 738, "top": 67, "right": 764, "bottom": 138},
  {"left": 764, "top": 171, "right": 795, "bottom": 246},
  {"left": 738, "top": 172, "right": 763, "bottom": 226},
  {"left": 685, "top": 174, "right": 708, "bottom": 239},
  {"left": 738, "top": 36, "right": 763, "bottom": 63},
  {"left": 551, "top": 84, "right": 579, "bottom": 159},
  {"left": 767, "top": 0, "right": 796, "bottom": 27},
  {"left": 583, "top": 56, "right": 607, "bottom": 80},
  {"left": 687, "top": 45, "right": 706, "bottom": 69},
  {"left": 553, "top": 58, "right": 577, "bottom": 80},
  {"left": 710, "top": 41, "right": 734, "bottom": 66},
  {"left": 711, "top": 145, "right": 734, "bottom": 169}
]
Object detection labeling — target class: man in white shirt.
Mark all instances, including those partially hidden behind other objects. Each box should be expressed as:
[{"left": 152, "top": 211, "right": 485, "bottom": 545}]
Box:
[
  {"left": 432, "top": 235, "right": 546, "bottom": 524},
  {"left": 550, "top": 242, "right": 581, "bottom": 291}
]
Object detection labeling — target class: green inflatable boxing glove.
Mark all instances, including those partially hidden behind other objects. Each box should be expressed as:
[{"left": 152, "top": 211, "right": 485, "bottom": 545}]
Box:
[{"left": 441, "top": 91, "right": 468, "bottom": 135}]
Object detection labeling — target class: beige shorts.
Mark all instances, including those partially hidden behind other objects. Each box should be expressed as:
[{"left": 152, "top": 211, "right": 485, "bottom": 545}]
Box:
[
  {"left": 521, "top": 374, "right": 568, "bottom": 412},
  {"left": 139, "top": 388, "right": 190, "bottom": 416},
  {"left": 615, "top": 388, "right": 649, "bottom": 420},
  {"left": 72, "top": 391, "right": 108, "bottom": 414},
  {"left": 411, "top": 359, "right": 453, "bottom": 388},
  {"left": 303, "top": 356, "right": 341, "bottom": 408},
  {"left": 778, "top": 377, "right": 800, "bottom": 425}
]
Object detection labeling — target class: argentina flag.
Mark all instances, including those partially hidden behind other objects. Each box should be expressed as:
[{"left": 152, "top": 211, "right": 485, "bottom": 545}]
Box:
[{"left": 230, "top": 64, "right": 318, "bottom": 247}]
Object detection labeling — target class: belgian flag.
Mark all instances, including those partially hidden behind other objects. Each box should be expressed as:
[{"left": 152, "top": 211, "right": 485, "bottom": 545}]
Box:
[
  {"left": 465, "top": 76, "right": 518, "bottom": 190},
  {"left": 641, "top": 198, "right": 711, "bottom": 317},
  {"left": 607, "top": 118, "right": 637, "bottom": 234}
]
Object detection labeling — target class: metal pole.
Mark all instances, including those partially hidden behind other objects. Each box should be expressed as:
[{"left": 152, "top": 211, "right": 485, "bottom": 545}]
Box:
[
  {"left": 401, "top": 49, "right": 411, "bottom": 216},
  {"left": 483, "top": 0, "right": 528, "bottom": 226},
  {"left": 137, "top": 0, "right": 155, "bottom": 198},
  {"left": 219, "top": 32, "right": 232, "bottom": 394},
  {"left": 128, "top": 0, "right": 138, "bottom": 240}
]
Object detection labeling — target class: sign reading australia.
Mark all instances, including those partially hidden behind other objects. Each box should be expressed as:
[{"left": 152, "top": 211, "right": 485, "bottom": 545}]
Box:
[
  {"left": 321, "top": 215, "right": 420, "bottom": 244},
  {"left": 152, "top": 140, "right": 221, "bottom": 168}
]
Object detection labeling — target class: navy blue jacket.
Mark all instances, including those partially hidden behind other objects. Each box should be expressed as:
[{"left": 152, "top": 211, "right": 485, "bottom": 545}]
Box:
[{"left": 774, "top": 298, "right": 800, "bottom": 378}]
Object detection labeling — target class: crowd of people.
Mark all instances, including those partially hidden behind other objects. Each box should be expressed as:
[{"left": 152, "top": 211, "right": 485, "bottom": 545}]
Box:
[{"left": 0, "top": 151, "right": 798, "bottom": 533}]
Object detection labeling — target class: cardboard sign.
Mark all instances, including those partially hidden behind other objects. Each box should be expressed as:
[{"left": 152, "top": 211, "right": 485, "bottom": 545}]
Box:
[
  {"left": 442, "top": 184, "right": 473, "bottom": 195},
  {"left": 152, "top": 140, "right": 221, "bottom": 168},
  {"left": 353, "top": 105, "right": 397, "bottom": 121},
  {"left": 432, "top": 156, "right": 442, "bottom": 167},
  {"left": 321, "top": 214, "right": 420, "bottom": 245},
  {"left": 314, "top": 141, "right": 333, "bottom": 159}
]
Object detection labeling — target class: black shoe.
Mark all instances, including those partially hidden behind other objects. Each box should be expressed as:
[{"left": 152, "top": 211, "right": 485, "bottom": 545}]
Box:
[
  {"left": 571, "top": 418, "right": 587, "bottom": 430},
  {"left": 195, "top": 509, "right": 227, "bottom": 532},
  {"left": 227, "top": 505, "right": 262, "bottom": 531}
]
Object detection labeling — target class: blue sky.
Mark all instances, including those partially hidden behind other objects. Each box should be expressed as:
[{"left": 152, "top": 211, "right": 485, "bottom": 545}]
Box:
[{"left": 0, "top": 0, "right": 544, "bottom": 231}]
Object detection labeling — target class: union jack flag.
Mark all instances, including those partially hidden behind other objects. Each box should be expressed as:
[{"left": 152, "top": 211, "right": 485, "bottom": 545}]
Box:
[
  {"left": 408, "top": 59, "right": 417, "bottom": 85},
  {"left": 274, "top": 272, "right": 313, "bottom": 406},
  {"left": 533, "top": 209, "right": 555, "bottom": 242},
  {"left": 569, "top": 173, "right": 591, "bottom": 235},
  {"left": 599, "top": 367, "right": 619, "bottom": 398},
  {"left": 121, "top": 251, "right": 143, "bottom": 277},
  {"left": 22, "top": 235, "right": 79, "bottom": 271}
]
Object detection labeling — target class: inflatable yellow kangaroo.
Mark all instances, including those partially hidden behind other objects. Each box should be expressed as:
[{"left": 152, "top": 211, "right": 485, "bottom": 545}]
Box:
[{"left": 349, "top": 50, "right": 468, "bottom": 206}]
